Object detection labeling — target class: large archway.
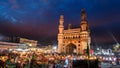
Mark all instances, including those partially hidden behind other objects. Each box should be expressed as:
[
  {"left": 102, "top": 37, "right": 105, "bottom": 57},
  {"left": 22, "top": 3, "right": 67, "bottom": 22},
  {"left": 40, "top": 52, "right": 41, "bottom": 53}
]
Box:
[{"left": 66, "top": 43, "right": 76, "bottom": 54}]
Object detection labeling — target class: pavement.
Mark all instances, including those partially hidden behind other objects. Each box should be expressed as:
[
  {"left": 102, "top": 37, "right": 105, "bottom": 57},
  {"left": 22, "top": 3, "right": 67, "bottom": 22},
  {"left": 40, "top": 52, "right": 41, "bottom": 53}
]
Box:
[
  {"left": 111, "top": 65, "right": 120, "bottom": 68},
  {"left": 101, "top": 62, "right": 120, "bottom": 68}
]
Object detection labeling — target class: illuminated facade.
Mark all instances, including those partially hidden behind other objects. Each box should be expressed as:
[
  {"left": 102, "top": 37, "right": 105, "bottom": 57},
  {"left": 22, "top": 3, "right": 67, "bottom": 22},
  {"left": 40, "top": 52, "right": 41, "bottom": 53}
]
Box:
[
  {"left": 58, "top": 9, "right": 91, "bottom": 54},
  {"left": 20, "top": 38, "right": 38, "bottom": 47},
  {"left": 0, "top": 41, "right": 23, "bottom": 49}
]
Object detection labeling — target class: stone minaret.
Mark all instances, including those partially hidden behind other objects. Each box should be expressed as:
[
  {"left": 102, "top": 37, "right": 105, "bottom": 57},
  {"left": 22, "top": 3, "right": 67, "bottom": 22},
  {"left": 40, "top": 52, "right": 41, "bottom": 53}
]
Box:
[
  {"left": 68, "top": 24, "right": 72, "bottom": 29},
  {"left": 80, "top": 9, "right": 91, "bottom": 54},
  {"left": 58, "top": 15, "right": 64, "bottom": 53},
  {"left": 81, "top": 9, "right": 88, "bottom": 31}
]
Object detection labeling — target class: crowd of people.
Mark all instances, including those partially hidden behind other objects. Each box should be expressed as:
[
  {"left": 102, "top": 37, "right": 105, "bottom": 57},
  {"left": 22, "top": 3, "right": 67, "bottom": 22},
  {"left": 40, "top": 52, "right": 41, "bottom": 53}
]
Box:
[{"left": 0, "top": 49, "right": 97, "bottom": 68}]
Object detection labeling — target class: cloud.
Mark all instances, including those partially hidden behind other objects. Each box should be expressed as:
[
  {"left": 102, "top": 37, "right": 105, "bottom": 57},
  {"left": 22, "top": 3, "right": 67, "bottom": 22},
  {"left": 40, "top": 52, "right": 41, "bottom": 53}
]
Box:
[{"left": 0, "top": 0, "right": 120, "bottom": 44}]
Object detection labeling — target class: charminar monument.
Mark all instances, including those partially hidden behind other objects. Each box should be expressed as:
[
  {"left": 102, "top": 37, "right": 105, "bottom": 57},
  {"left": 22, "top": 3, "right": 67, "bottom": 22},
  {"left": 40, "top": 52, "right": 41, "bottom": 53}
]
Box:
[{"left": 58, "top": 9, "right": 91, "bottom": 54}]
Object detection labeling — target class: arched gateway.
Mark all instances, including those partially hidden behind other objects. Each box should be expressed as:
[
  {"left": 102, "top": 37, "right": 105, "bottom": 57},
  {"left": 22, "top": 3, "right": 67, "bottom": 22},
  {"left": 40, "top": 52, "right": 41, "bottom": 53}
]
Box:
[
  {"left": 58, "top": 9, "right": 91, "bottom": 54},
  {"left": 66, "top": 43, "right": 76, "bottom": 54}
]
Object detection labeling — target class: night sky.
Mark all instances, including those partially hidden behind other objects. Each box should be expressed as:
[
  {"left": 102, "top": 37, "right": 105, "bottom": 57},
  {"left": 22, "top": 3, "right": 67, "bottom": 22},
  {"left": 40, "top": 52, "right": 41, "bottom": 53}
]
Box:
[{"left": 0, "top": 0, "right": 120, "bottom": 46}]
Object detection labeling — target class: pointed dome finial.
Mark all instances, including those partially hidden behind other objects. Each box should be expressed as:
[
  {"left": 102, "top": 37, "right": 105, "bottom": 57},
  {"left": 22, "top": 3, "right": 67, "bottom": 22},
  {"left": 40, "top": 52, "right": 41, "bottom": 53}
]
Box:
[
  {"left": 81, "top": 9, "right": 86, "bottom": 21},
  {"left": 81, "top": 9, "right": 86, "bottom": 13},
  {"left": 60, "top": 15, "right": 64, "bottom": 21},
  {"left": 60, "top": 15, "right": 64, "bottom": 19}
]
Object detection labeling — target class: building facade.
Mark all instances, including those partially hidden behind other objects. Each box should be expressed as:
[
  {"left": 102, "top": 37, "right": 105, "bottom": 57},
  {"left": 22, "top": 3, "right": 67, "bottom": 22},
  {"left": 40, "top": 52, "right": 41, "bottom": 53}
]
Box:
[
  {"left": 20, "top": 38, "right": 38, "bottom": 47},
  {"left": 0, "top": 41, "right": 25, "bottom": 50},
  {"left": 58, "top": 9, "right": 91, "bottom": 54}
]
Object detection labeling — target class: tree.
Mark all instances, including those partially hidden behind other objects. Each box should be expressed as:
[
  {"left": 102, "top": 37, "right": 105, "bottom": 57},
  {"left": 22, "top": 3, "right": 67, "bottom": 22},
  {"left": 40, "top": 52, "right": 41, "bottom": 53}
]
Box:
[{"left": 86, "top": 43, "right": 90, "bottom": 68}]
